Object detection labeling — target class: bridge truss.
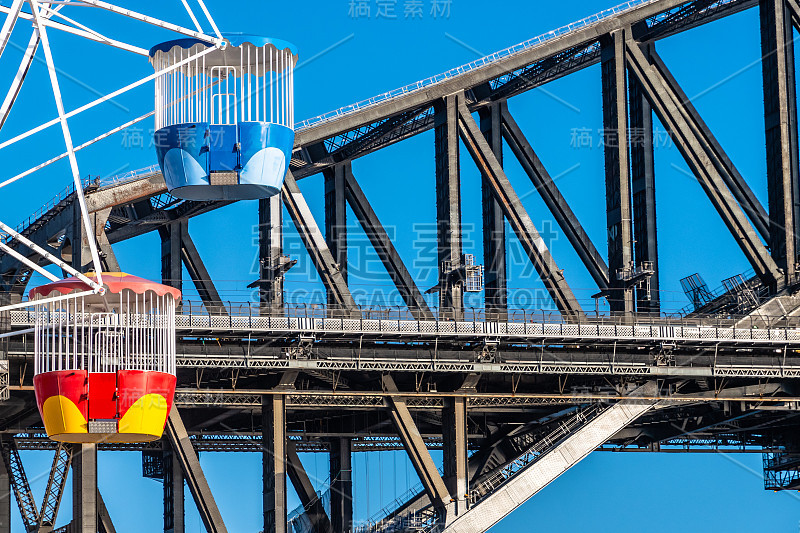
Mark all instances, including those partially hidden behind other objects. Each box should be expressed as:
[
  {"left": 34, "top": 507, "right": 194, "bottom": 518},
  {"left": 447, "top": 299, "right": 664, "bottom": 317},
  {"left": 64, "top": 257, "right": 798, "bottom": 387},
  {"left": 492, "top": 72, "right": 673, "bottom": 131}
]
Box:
[{"left": 2, "top": 0, "right": 800, "bottom": 532}]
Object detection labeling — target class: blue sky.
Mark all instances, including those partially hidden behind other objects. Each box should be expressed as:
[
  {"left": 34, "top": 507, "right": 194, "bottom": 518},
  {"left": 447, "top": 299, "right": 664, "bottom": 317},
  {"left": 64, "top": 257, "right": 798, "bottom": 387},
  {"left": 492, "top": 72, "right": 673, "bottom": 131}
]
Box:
[{"left": 1, "top": 0, "right": 800, "bottom": 530}]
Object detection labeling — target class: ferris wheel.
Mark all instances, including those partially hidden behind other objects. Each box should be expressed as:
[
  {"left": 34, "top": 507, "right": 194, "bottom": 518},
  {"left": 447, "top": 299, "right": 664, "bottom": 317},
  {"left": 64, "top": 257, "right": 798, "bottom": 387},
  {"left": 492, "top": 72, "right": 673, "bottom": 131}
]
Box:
[{"left": 0, "top": 0, "right": 297, "bottom": 444}]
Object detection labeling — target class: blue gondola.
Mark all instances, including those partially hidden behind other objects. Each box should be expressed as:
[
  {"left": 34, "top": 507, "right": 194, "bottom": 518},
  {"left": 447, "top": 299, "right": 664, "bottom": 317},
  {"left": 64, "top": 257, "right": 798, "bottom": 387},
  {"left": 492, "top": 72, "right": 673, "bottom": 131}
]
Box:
[{"left": 149, "top": 35, "right": 297, "bottom": 200}]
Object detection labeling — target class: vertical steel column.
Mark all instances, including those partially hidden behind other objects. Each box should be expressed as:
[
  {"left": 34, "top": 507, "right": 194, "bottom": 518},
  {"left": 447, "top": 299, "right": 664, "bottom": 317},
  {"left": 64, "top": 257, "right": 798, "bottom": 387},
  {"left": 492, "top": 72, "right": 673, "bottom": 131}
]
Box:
[
  {"left": 479, "top": 102, "right": 507, "bottom": 319},
  {"left": 66, "top": 201, "right": 85, "bottom": 274},
  {"left": 258, "top": 195, "right": 284, "bottom": 314},
  {"left": 163, "top": 442, "right": 185, "bottom": 533},
  {"left": 72, "top": 444, "right": 97, "bottom": 533},
  {"left": 263, "top": 395, "right": 287, "bottom": 533},
  {"left": 329, "top": 438, "right": 353, "bottom": 533},
  {"left": 0, "top": 452, "right": 8, "bottom": 533},
  {"left": 442, "top": 397, "right": 468, "bottom": 518},
  {"left": 761, "top": 0, "right": 800, "bottom": 283},
  {"left": 601, "top": 30, "right": 635, "bottom": 314},
  {"left": 160, "top": 221, "right": 183, "bottom": 292},
  {"left": 434, "top": 94, "right": 464, "bottom": 318},
  {"left": 325, "top": 164, "right": 348, "bottom": 312},
  {"left": 0, "top": 291, "right": 6, "bottom": 421},
  {"left": 628, "top": 44, "right": 660, "bottom": 314}
]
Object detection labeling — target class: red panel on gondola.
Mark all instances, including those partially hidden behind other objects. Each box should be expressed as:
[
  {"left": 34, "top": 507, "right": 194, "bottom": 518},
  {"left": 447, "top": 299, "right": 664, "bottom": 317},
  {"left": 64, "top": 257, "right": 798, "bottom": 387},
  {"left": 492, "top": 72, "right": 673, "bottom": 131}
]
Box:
[
  {"left": 88, "top": 373, "right": 117, "bottom": 420},
  {"left": 33, "top": 370, "right": 88, "bottom": 418},
  {"left": 117, "top": 370, "right": 177, "bottom": 417}
]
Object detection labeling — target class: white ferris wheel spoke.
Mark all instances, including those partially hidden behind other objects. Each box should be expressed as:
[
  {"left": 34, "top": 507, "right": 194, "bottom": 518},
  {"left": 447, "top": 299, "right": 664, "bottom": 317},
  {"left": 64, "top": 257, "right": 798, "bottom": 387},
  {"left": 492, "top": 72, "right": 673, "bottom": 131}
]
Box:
[
  {"left": 0, "top": 0, "right": 227, "bottom": 293},
  {"left": 0, "top": 290, "right": 96, "bottom": 313},
  {"left": 27, "top": 0, "right": 105, "bottom": 286},
  {"left": 179, "top": 0, "right": 203, "bottom": 33},
  {"left": 0, "top": 220, "right": 101, "bottom": 291},
  {"left": 194, "top": 0, "right": 221, "bottom": 40},
  {"left": 0, "top": 2, "right": 62, "bottom": 131},
  {"left": 0, "top": 110, "right": 155, "bottom": 190},
  {"left": 71, "top": 0, "right": 221, "bottom": 44},
  {"left": 0, "top": 43, "right": 220, "bottom": 151},
  {"left": 0, "top": 4, "right": 149, "bottom": 55},
  {"left": 0, "top": 0, "right": 24, "bottom": 64},
  {"left": 0, "top": 240, "right": 60, "bottom": 282}
]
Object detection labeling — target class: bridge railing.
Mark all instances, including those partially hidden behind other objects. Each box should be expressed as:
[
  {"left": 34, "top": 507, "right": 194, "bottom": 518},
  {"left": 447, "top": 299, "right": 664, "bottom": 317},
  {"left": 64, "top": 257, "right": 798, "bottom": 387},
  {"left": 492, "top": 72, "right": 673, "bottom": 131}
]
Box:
[
  {"left": 11, "top": 300, "right": 800, "bottom": 332},
  {"left": 177, "top": 300, "right": 800, "bottom": 329},
  {"left": 294, "top": 0, "right": 659, "bottom": 132}
]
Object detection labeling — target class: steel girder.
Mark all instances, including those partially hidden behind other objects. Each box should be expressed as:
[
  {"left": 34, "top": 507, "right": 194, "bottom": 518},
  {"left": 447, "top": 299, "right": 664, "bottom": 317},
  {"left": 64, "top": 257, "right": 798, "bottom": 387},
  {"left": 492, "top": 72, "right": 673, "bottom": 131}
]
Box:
[
  {"left": 159, "top": 220, "right": 226, "bottom": 315},
  {"left": 0, "top": 436, "right": 37, "bottom": 531},
  {"left": 162, "top": 441, "right": 185, "bottom": 533},
  {"left": 72, "top": 444, "right": 97, "bottom": 533},
  {"left": 628, "top": 52, "right": 661, "bottom": 313},
  {"left": 37, "top": 443, "right": 72, "bottom": 531},
  {"left": 285, "top": 442, "right": 332, "bottom": 533},
  {"left": 500, "top": 105, "right": 610, "bottom": 292},
  {"left": 96, "top": 491, "right": 117, "bottom": 533},
  {"left": 479, "top": 103, "right": 508, "bottom": 318},
  {"left": 648, "top": 50, "right": 770, "bottom": 241},
  {"left": 324, "top": 164, "right": 348, "bottom": 307},
  {"left": 442, "top": 396, "right": 468, "bottom": 517},
  {"left": 455, "top": 96, "right": 584, "bottom": 318},
  {"left": 344, "top": 165, "right": 434, "bottom": 320},
  {"left": 294, "top": 1, "right": 743, "bottom": 152},
  {"left": 382, "top": 375, "right": 452, "bottom": 516},
  {"left": 282, "top": 173, "right": 358, "bottom": 314},
  {"left": 165, "top": 407, "right": 228, "bottom": 533},
  {"left": 760, "top": 0, "right": 800, "bottom": 280},
  {"left": 601, "top": 30, "right": 636, "bottom": 314},
  {"left": 263, "top": 393, "right": 287, "bottom": 533},
  {"left": 434, "top": 95, "right": 464, "bottom": 317},
  {"left": 257, "top": 195, "right": 286, "bottom": 313},
  {"left": 180, "top": 227, "right": 226, "bottom": 315},
  {"left": 329, "top": 438, "right": 353, "bottom": 533},
  {"left": 160, "top": 220, "right": 182, "bottom": 291},
  {"left": 624, "top": 36, "right": 782, "bottom": 287}
]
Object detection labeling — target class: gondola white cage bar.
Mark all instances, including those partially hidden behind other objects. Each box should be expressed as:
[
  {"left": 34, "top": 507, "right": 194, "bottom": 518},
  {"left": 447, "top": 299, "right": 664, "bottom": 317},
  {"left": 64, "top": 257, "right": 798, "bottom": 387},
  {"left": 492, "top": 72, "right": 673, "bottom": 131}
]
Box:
[{"left": 152, "top": 40, "right": 296, "bottom": 130}]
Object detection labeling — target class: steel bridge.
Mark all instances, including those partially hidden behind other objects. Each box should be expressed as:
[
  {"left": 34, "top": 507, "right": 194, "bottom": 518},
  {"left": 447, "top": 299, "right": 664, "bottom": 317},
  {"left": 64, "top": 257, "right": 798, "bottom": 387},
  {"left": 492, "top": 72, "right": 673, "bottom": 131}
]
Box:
[{"left": 3, "top": 0, "right": 800, "bottom": 531}]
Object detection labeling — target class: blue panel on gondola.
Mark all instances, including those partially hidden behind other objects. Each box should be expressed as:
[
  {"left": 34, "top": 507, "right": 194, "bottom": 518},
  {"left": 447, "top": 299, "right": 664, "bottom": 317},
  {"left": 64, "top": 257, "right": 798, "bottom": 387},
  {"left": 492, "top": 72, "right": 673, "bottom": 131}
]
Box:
[
  {"left": 208, "top": 124, "right": 238, "bottom": 173},
  {"left": 239, "top": 122, "right": 294, "bottom": 192},
  {"left": 154, "top": 123, "right": 210, "bottom": 194}
]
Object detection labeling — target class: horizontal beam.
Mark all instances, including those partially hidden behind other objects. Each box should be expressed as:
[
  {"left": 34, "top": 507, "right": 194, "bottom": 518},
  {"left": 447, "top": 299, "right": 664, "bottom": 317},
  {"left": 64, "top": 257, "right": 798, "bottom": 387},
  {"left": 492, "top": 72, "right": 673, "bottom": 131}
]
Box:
[{"left": 294, "top": 0, "right": 740, "bottom": 148}]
